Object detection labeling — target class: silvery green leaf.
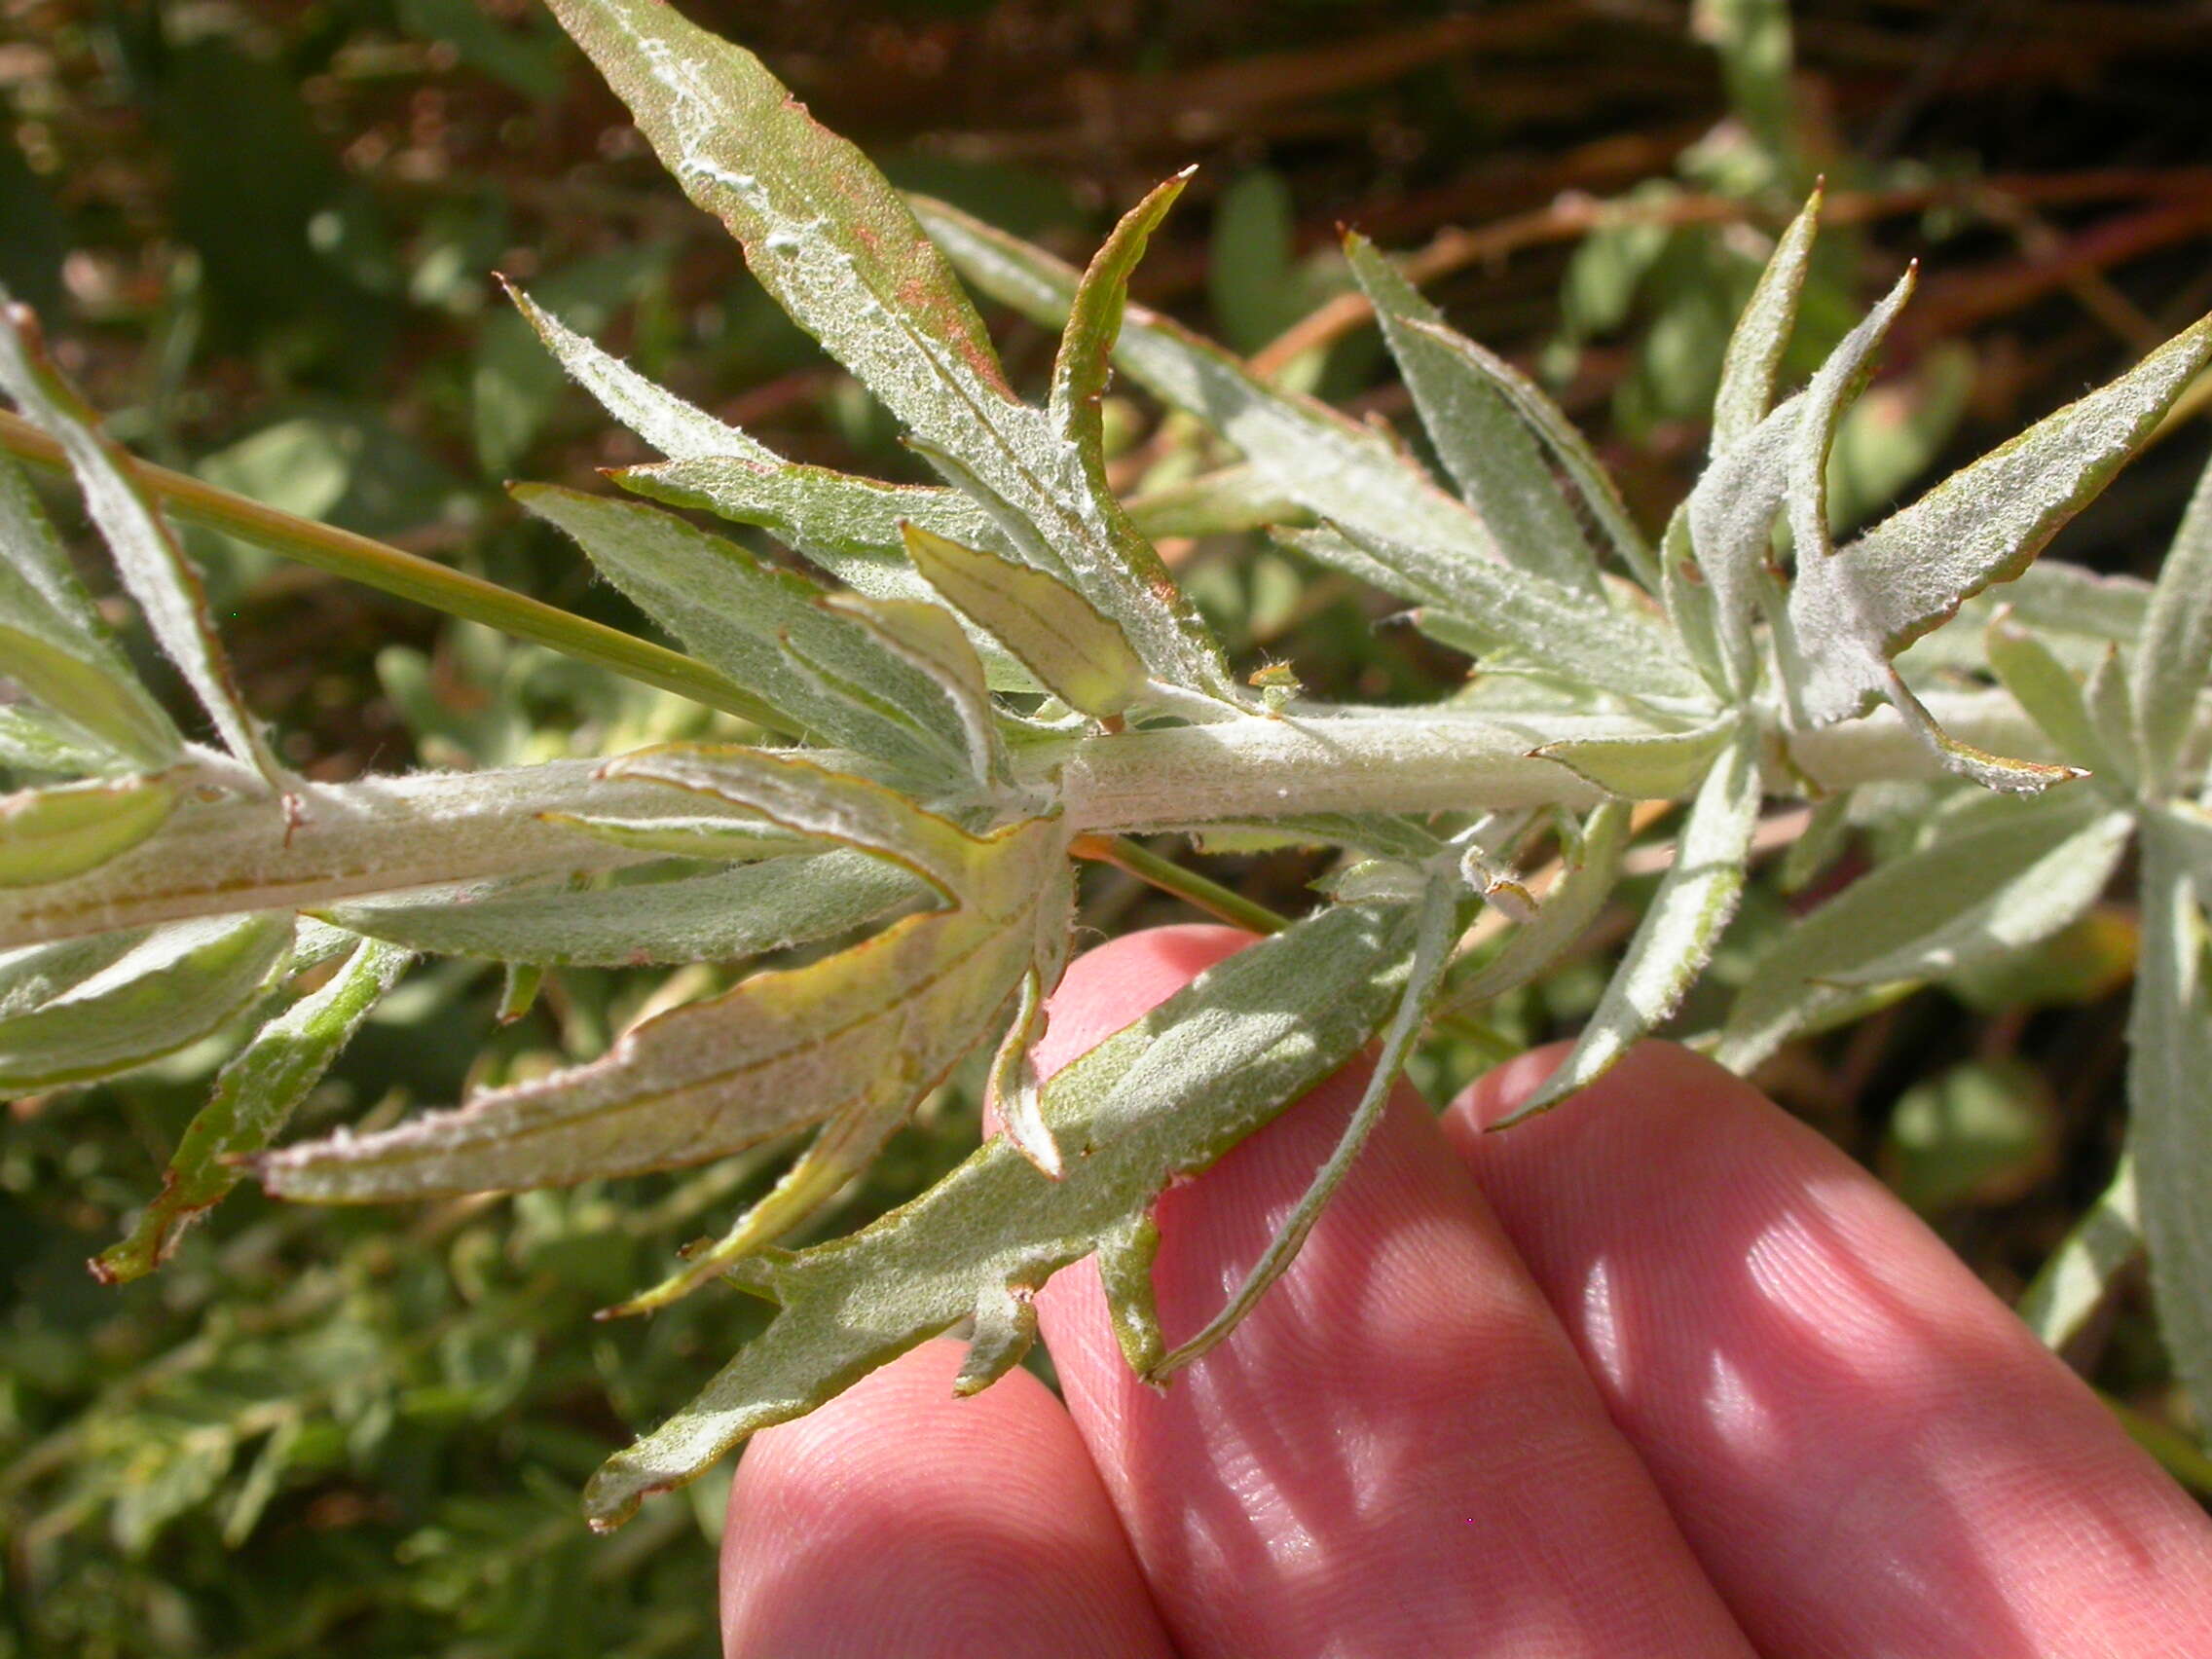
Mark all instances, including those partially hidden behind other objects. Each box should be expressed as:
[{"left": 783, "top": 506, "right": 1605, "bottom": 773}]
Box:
[
  {"left": 516, "top": 484, "right": 971, "bottom": 776},
  {"left": 0, "top": 912, "right": 292, "bottom": 1095},
  {"left": 0, "top": 297, "right": 278, "bottom": 783},
  {"left": 612, "top": 454, "right": 1038, "bottom": 691},
  {"left": 259, "top": 810, "right": 1068, "bottom": 1202},
  {"left": 92, "top": 936, "right": 413, "bottom": 1284},
  {"left": 902, "top": 524, "right": 1148, "bottom": 719},
  {"left": 2131, "top": 451, "right": 2212, "bottom": 794},
  {"left": 1151, "top": 875, "right": 1463, "bottom": 1378},
  {"left": 2017, "top": 1157, "right": 2140, "bottom": 1352},
  {"left": 1691, "top": 267, "right": 1914, "bottom": 692},
  {"left": 578, "top": 899, "right": 1419, "bottom": 1530},
  {"left": 2083, "top": 647, "right": 2140, "bottom": 795},
  {"left": 1986, "top": 617, "right": 2131, "bottom": 797},
  {"left": 1882, "top": 673, "right": 2083, "bottom": 795},
  {"left": 1777, "top": 791, "right": 1851, "bottom": 894},
  {"left": 2150, "top": 800, "right": 2212, "bottom": 911},
  {"left": 1712, "top": 187, "right": 1821, "bottom": 453},
  {"left": 1714, "top": 788, "right": 2132, "bottom": 1071},
  {"left": 823, "top": 594, "right": 1003, "bottom": 789},
  {"left": 540, "top": 810, "right": 809, "bottom": 863},
  {"left": 1343, "top": 235, "right": 1601, "bottom": 594},
  {"left": 1533, "top": 722, "right": 1732, "bottom": 799},
  {"left": 1444, "top": 799, "right": 1631, "bottom": 1011},
  {"left": 0, "top": 702, "right": 125, "bottom": 776},
  {"left": 912, "top": 195, "right": 1502, "bottom": 578},
  {"left": 0, "top": 455, "right": 180, "bottom": 767},
  {"left": 320, "top": 851, "right": 921, "bottom": 967},
  {"left": 1285, "top": 525, "right": 1708, "bottom": 711},
  {"left": 1784, "top": 266, "right": 1917, "bottom": 571},
  {"left": 2129, "top": 821, "right": 2212, "bottom": 1439},
  {"left": 1789, "top": 313, "right": 2212, "bottom": 728},
  {"left": 1123, "top": 464, "right": 1304, "bottom": 538},
  {"left": 0, "top": 772, "right": 176, "bottom": 887},
  {"left": 0, "top": 929, "right": 145, "bottom": 1018},
  {"left": 503, "top": 278, "right": 767, "bottom": 461},
  {"left": 1502, "top": 727, "right": 1763, "bottom": 1124},
  {"left": 0, "top": 758, "right": 699, "bottom": 948},
  {"left": 600, "top": 744, "right": 980, "bottom": 897},
  {"left": 543, "top": 0, "right": 1229, "bottom": 697}
]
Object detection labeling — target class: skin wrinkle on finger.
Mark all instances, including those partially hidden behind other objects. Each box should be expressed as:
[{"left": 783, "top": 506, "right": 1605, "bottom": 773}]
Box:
[
  {"left": 720, "top": 1339, "right": 1175, "bottom": 1659},
  {"left": 1448, "top": 1042, "right": 2212, "bottom": 1659},
  {"left": 1027, "top": 926, "right": 1757, "bottom": 1659}
]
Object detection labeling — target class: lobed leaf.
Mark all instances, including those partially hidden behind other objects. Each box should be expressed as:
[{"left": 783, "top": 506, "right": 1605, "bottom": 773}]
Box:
[
  {"left": 259, "top": 771, "right": 1069, "bottom": 1201},
  {"left": 0, "top": 773, "right": 176, "bottom": 888},
  {"left": 913, "top": 196, "right": 1503, "bottom": 577},
  {"left": 578, "top": 899, "right": 1420, "bottom": 1530},
  {"left": 1789, "top": 312, "right": 2212, "bottom": 728},
  {"left": 92, "top": 936, "right": 414, "bottom": 1284},
  {"left": 544, "top": 0, "right": 1228, "bottom": 697},
  {"left": 902, "top": 524, "right": 1148, "bottom": 719},
  {"left": 1343, "top": 235, "right": 1601, "bottom": 594},
  {"left": 1714, "top": 788, "right": 2133, "bottom": 1071},
  {"left": 320, "top": 851, "right": 923, "bottom": 967},
  {"left": 1501, "top": 727, "right": 1763, "bottom": 1124},
  {"left": 0, "top": 295, "right": 279, "bottom": 783},
  {"left": 0, "top": 913, "right": 293, "bottom": 1095}
]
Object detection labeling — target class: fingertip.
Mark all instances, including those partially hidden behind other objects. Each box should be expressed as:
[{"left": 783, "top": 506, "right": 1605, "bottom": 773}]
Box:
[{"left": 720, "top": 1340, "right": 1170, "bottom": 1659}]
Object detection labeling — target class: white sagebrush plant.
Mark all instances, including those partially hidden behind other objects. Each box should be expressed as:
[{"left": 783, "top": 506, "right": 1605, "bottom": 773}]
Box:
[{"left": 1, "top": 0, "right": 2209, "bottom": 1530}]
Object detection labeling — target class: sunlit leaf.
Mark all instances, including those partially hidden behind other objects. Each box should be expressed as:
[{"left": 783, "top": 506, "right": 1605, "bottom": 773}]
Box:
[
  {"left": 2129, "top": 821, "right": 2212, "bottom": 1440},
  {"left": 902, "top": 523, "right": 1148, "bottom": 719},
  {"left": 92, "top": 936, "right": 413, "bottom": 1284},
  {"left": 578, "top": 899, "right": 1419, "bottom": 1530},
  {"left": 0, "top": 455, "right": 180, "bottom": 767},
  {"left": 0, "top": 772, "right": 175, "bottom": 888},
  {"left": 0, "top": 295, "right": 278, "bottom": 783},
  {"left": 516, "top": 484, "right": 972, "bottom": 774},
  {"left": 1789, "top": 313, "right": 2212, "bottom": 728},
  {"left": 0, "top": 912, "right": 293, "bottom": 1095},
  {"left": 2131, "top": 450, "right": 2212, "bottom": 794},
  {"left": 1284, "top": 525, "right": 1708, "bottom": 710},
  {"left": 321, "top": 852, "right": 922, "bottom": 967},
  {"left": 1714, "top": 788, "right": 2133, "bottom": 1071},
  {"left": 1501, "top": 727, "right": 1762, "bottom": 1123},
  {"left": 1533, "top": 722, "right": 1731, "bottom": 799},
  {"left": 260, "top": 756, "right": 1069, "bottom": 1200},
  {"left": 1344, "top": 234, "right": 1601, "bottom": 593},
  {"left": 2018, "top": 1156, "right": 2142, "bottom": 1352},
  {"left": 1712, "top": 187, "right": 1820, "bottom": 452},
  {"left": 544, "top": 0, "right": 1229, "bottom": 697}
]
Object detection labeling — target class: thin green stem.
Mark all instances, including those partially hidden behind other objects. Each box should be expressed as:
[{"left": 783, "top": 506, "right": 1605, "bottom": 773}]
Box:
[
  {"left": 1071, "top": 832, "right": 1288, "bottom": 935},
  {"left": 0, "top": 407, "right": 795, "bottom": 734},
  {"left": 2103, "top": 1391, "right": 2212, "bottom": 1499}
]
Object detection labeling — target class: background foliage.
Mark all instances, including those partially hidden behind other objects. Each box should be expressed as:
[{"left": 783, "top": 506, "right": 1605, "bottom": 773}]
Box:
[{"left": 6, "top": 1, "right": 2212, "bottom": 1652}]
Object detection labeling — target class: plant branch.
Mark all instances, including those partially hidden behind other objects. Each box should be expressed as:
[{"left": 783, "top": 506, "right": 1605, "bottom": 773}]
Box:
[
  {"left": 0, "top": 408, "right": 794, "bottom": 734},
  {"left": 1070, "top": 833, "right": 1289, "bottom": 934}
]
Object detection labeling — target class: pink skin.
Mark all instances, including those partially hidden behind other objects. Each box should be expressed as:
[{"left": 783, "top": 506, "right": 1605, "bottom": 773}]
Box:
[{"left": 722, "top": 925, "right": 2212, "bottom": 1657}]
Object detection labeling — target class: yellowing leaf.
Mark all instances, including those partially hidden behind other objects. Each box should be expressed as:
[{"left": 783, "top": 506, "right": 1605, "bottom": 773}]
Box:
[
  {"left": 901, "top": 524, "right": 1149, "bottom": 719},
  {"left": 0, "top": 773, "right": 175, "bottom": 888}
]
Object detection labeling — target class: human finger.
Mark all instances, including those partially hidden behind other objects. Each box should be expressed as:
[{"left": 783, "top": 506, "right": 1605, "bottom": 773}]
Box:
[
  {"left": 719, "top": 1338, "right": 1175, "bottom": 1659},
  {"left": 1447, "top": 1041, "right": 2212, "bottom": 1657},
  {"left": 1022, "top": 925, "right": 1756, "bottom": 1658}
]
